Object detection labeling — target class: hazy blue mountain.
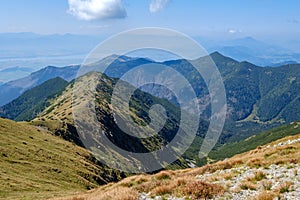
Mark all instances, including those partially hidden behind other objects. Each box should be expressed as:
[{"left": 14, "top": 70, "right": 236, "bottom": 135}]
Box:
[
  {"left": 1, "top": 33, "right": 300, "bottom": 71},
  {"left": 0, "top": 32, "right": 103, "bottom": 59},
  {"left": 0, "top": 32, "right": 103, "bottom": 74},
  {"left": 0, "top": 65, "right": 79, "bottom": 106},
  {"left": 0, "top": 66, "right": 34, "bottom": 83},
  {"left": 197, "top": 37, "right": 300, "bottom": 66},
  {"left": 269, "top": 60, "right": 298, "bottom": 67},
  {"left": 0, "top": 66, "right": 32, "bottom": 73}
]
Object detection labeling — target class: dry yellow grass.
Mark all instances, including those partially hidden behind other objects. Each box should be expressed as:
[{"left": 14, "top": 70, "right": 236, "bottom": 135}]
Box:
[
  {"left": 0, "top": 118, "right": 122, "bottom": 200},
  {"left": 51, "top": 133, "right": 300, "bottom": 200},
  {"left": 255, "top": 191, "right": 277, "bottom": 200},
  {"left": 52, "top": 169, "right": 225, "bottom": 200},
  {"left": 54, "top": 187, "right": 139, "bottom": 200},
  {"left": 239, "top": 181, "right": 257, "bottom": 190}
]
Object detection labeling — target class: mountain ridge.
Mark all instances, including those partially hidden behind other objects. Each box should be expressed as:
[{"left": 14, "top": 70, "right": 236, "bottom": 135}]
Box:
[
  {"left": 0, "top": 65, "right": 79, "bottom": 106},
  {"left": 1, "top": 52, "right": 299, "bottom": 143}
]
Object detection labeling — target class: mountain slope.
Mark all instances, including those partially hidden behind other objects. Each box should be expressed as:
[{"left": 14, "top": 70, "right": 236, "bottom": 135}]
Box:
[
  {"left": 101, "top": 53, "right": 300, "bottom": 142},
  {"left": 0, "top": 118, "right": 125, "bottom": 200},
  {"left": 32, "top": 72, "right": 190, "bottom": 171},
  {"left": 51, "top": 131, "right": 300, "bottom": 200},
  {"left": 209, "top": 120, "right": 300, "bottom": 161},
  {"left": 0, "top": 77, "right": 68, "bottom": 121},
  {"left": 0, "top": 65, "right": 79, "bottom": 106}
]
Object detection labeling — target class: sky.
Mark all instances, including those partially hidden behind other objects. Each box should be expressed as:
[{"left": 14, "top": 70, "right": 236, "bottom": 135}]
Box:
[{"left": 1, "top": 0, "right": 300, "bottom": 42}]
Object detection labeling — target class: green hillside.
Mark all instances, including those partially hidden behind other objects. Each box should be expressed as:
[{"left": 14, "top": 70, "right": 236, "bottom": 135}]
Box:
[
  {"left": 0, "top": 77, "right": 68, "bottom": 121},
  {"left": 0, "top": 118, "right": 124, "bottom": 200},
  {"left": 209, "top": 120, "right": 300, "bottom": 161}
]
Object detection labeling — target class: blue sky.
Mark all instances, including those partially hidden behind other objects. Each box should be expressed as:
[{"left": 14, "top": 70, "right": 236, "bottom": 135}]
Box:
[{"left": 1, "top": 0, "right": 300, "bottom": 41}]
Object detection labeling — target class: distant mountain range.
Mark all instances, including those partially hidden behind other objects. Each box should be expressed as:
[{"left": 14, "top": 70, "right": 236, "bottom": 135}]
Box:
[
  {"left": 0, "top": 66, "right": 32, "bottom": 73},
  {"left": 0, "top": 65, "right": 79, "bottom": 106},
  {"left": 1, "top": 52, "right": 299, "bottom": 148},
  {"left": 0, "top": 32, "right": 103, "bottom": 59},
  {"left": 0, "top": 66, "right": 34, "bottom": 83},
  {"left": 0, "top": 32, "right": 299, "bottom": 72},
  {"left": 196, "top": 36, "right": 300, "bottom": 66}
]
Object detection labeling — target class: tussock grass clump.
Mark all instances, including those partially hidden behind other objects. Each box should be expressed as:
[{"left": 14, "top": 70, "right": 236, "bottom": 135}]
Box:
[
  {"left": 69, "top": 186, "right": 139, "bottom": 200},
  {"left": 181, "top": 180, "right": 224, "bottom": 199},
  {"left": 262, "top": 180, "right": 273, "bottom": 190},
  {"left": 151, "top": 184, "right": 174, "bottom": 195},
  {"left": 155, "top": 171, "right": 171, "bottom": 180},
  {"left": 208, "top": 159, "right": 243, "bottom": 173},
  {"left": 246, "top": 170, "right": 267, "bottom": 183},
  {"left": 239, "top": 181, "right": 257, "bottom": 190},
  {"left": 247, "top": 158, "right": 265, "bottom": 168},
  {"left": 256, "top": 191, "right": 277, "bottom": 200},
  {"left": 98, "top": 187, "right": 139, "bottom": 200},
  {"left": 71, "top": 198, "right": 85, "bottom": 200},
  {"left": 277, "top": 181, "right": 292, "bottom": 193},
  {"left": 254, "top": 170, "right": 266, "bottom": 181}
]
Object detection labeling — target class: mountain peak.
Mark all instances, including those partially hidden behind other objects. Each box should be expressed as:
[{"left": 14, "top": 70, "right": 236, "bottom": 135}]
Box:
[
  {"left": 210, "top": 51, "right": 224, "bottom": 57},
  {"left": 209, "top": 51, "right": 238, "bottom": 63}
]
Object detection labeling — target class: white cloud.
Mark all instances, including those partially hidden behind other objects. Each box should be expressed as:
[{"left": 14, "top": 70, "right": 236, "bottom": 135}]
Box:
[
  {"left": 68, "top": 0, "right": 126, "bottom": 20},
  {"left": 228, "top": 29, "right": 237, "bottom": 34},
  {"left": 228, "top": 29, "right": 242, "bottom": 34},
  {"left": 149, "top": 0, "right": 170, "bottom": 13}
]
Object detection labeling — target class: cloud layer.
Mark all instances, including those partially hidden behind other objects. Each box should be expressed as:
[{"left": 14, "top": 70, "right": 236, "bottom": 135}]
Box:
[
  {"left": 149, "top": 0, "right": 170, "bottom": 13},
  {"left": 68, "top": 0, "right": 126, "bottom": 20}
]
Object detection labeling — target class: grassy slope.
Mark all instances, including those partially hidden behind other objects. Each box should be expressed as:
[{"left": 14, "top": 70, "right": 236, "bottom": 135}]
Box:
[
  {"left": 32, "top": 72, "right": 189, "bottom": 170},
  {"left": 52, "top": 131, "right": 300, "bottom": 200},
  {"left": 0, "top": 118, "right": 123, "bottom": 200},
  {"left": 209, "top": 120, "right": 300, "bottom": 161}
]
